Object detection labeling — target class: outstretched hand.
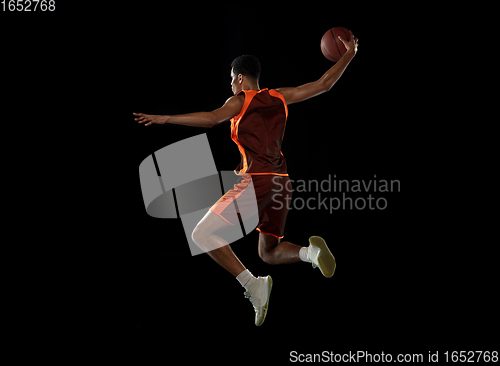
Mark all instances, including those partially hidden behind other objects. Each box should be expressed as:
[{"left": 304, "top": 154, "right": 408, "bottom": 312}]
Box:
[
  {"left": 338, "top": 30, "right": 358, "bottom": 55},
  {"left": 134, "top": 113, "right": 167, "bottom": 126}
]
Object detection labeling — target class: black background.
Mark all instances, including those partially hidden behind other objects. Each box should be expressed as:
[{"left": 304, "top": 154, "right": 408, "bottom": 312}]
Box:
[{"left": 3, "top": 0, "right": 497, "bottom": 361}]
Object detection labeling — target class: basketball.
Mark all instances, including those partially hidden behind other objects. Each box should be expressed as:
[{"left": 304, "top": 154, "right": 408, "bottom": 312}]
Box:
[{"left": 320, "top": 27, "right": 350, "bottom": 62}]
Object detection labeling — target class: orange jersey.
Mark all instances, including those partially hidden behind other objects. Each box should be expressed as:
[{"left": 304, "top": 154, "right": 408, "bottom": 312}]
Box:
[{"left": 230, "top": 88, "right": 288, "bottom": 176}]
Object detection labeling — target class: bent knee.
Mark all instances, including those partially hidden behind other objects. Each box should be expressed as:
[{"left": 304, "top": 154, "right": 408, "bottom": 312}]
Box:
[
  {"left": 258, "top": 247, "right": 275, "bottom": 264},
  {"left": 191, "top": 226, "right": 205, "bottom": 245}
]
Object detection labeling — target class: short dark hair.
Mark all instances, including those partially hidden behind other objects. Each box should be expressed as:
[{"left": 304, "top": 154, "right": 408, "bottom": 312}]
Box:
[{"left": 231, "top": 55, "right": 261, "bottom": 80}]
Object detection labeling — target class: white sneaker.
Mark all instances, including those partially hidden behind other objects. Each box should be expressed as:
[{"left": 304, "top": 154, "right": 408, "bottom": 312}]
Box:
[
  {"left": 244, "top": 275, "right": 273, "bottom": 326},
  {"left": 307, "top": 236, "right": 336, "bottom": 278}
]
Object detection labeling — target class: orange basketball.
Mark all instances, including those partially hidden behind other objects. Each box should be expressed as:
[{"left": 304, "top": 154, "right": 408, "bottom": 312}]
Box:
[{"left": 321, "top": 27, "right": 350, "bottom": 62}]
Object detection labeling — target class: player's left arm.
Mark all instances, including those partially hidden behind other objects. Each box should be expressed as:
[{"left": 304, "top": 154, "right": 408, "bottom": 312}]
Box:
[
  {"left": 277, "top": 30, "right": 358, "bottom": 105},
  {"left": 134, "top": 95, "right": 244, "bottom": 128}
]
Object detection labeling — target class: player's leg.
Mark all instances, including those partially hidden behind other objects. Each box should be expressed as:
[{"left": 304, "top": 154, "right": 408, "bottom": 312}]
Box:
[
  {"left": 191, "top": 210, "right": 245, "bottom": 277},
  {"left": 256, "top": 174, "right": 303, "bottom": 264},
  {"left": 257, "top": 175, "right": 336, "bottom": 276},
  {"left": 258, "top": 233, "right": 302, "bottom": 264},
  {"left": 258, "top": 232, "right": 336, "bottom": 277},
  {"left": 192, "top": 210, "right": 272, "bottom": 326}
]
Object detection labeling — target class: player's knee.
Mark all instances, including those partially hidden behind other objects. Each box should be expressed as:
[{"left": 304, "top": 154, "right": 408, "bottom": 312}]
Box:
[
  {"left": 259, "top": 251, "right": 271, "bottom": 264},
  {"left": 258, "top": 235, "right": 280, "bottom": 264},
  {"left": 191, "top": 225, "right": 204, "bottom": 246},
  {"left": 258, "top": 247, "right": 275, "bottom": 264}
]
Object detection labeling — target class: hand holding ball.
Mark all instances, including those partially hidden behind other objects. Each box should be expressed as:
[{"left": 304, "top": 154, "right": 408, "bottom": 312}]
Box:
[{"left": 321, "top": 27, "right": 357, "bottom": 62}]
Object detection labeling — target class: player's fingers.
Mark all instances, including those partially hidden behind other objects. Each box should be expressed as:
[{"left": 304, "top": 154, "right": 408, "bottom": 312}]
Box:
[{"left": 338, "top": 35, "right": 350, "bottom": 49}]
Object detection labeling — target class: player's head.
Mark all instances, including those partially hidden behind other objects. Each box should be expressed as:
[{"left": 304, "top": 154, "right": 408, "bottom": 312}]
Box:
[{"left": 230, "top": 55, "right": 261, "bottom": 95}]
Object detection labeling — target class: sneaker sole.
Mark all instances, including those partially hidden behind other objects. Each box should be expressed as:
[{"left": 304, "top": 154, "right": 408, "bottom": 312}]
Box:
[
  {"left": 309, "top": 236, "right": 336, "bottom": 278},
  {"left": 256, "top": 275, "right": 273, "bottom": 327}
]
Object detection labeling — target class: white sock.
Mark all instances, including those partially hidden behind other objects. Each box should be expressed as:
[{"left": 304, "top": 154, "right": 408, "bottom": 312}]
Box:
[
  {"left": 299, "top": 246, "right": 311, "bottom": 263},
  {"left": 236, "top": 269, "right": 256, "bottom": 291}
]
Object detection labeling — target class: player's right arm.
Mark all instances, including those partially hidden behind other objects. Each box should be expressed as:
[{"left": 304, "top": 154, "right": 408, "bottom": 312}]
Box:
[
  {"left": 134, "top": 95, "right": 244, "bottom": 128},
  {"left": 277, "top": 30, "right": 358, "bottom": 105}
]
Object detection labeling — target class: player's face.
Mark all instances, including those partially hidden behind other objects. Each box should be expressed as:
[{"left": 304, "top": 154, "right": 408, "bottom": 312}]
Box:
[{"left": 231, "top": 68, "right": 241, "bottom": 95}]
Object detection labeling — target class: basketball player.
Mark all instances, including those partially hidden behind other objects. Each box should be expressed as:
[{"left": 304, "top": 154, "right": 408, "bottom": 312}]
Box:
[{"left": 134, "top": 31, "right": 358, "bottom": 326}]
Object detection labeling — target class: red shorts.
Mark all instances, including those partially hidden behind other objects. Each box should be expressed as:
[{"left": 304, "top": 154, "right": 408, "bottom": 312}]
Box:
[{"left": 209, "top": 174, "right": 292, "bottom": 239}]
